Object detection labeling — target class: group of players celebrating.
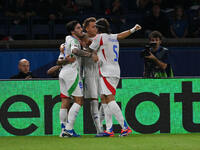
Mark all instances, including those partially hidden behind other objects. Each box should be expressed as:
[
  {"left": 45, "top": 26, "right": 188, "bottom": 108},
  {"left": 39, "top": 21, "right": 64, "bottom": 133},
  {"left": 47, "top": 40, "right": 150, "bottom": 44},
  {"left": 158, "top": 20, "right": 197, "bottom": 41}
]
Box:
[{"left": 57, "top": 17, "right": 141, "bottom": 137}]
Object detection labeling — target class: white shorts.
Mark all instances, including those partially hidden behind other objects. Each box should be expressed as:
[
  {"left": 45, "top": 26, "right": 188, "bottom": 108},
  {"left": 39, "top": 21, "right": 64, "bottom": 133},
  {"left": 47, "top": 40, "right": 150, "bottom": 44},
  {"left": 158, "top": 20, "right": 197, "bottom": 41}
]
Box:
[
  {"left": 99, "top": 76, "right": 119, "bottom": 96},
  {"left": 84, "top": 76, "right": 100, "bottom": 99},
  {"left": 59, "top": 69, "right": 83, "bottom": 98}
]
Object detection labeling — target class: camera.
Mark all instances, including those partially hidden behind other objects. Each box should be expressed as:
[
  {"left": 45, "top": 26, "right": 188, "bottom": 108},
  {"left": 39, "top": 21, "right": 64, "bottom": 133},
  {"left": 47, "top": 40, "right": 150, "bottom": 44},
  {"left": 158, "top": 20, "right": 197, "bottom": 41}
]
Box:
[{"left": 140, "top": 42, "right": 157, "bottom": 57}]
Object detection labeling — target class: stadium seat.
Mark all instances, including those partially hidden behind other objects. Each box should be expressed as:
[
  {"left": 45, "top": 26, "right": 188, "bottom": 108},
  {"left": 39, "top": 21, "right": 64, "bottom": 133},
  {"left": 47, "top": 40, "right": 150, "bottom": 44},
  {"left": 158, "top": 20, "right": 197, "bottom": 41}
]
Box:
[
  {"left": 0, "top": 19, "right": 9, "bottom": 39},
  {"left": 9, "top": 24, "right": 28, "bottom": 40},
  {"left": 53, "top": 24, "right": 67, "bottom": 39},
  {"left": 31, "top": 18, "right": 51, "bottom": 39}
]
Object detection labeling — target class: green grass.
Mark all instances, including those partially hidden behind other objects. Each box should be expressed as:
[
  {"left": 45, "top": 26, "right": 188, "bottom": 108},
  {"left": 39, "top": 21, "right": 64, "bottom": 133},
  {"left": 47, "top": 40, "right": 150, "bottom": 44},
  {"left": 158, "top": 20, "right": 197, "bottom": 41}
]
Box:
[{"left": 1, "top": 134, "right": 200, "bottom": 150}]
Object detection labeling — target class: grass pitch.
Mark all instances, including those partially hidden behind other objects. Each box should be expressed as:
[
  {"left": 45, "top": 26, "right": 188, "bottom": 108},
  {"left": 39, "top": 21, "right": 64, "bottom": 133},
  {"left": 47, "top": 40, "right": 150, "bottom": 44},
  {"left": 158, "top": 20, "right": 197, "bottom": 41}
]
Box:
[{"left": 0, "top": 134, "right": 200, "bottom": 150}]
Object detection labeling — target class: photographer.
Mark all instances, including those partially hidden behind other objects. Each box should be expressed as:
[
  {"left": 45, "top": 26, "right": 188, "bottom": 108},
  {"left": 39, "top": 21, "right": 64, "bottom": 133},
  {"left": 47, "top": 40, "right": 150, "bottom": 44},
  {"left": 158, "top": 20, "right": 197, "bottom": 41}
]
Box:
[{"left": 141, "top": 31, "right": 173, "bottom": 78}]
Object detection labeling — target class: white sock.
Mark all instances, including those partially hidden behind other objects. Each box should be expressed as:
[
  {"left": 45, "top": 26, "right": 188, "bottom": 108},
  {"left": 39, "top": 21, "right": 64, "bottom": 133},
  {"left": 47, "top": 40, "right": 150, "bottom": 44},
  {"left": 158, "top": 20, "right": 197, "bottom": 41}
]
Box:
[
  {"left": 59, "top": 108, "right": 67, "bottom": 129},
  {"left": 99, "top": 105, "right": 105, "bottom": 131},
  {"left": 90, "top": 100, "right": 102, "bottom": 133},
  {"left": 66, "top": 103, "right": 81, "bottom": 130},
  {"left": 108, "top": 101, "right": 128, "bottom": 130},
  {"left": 102, "top": 103, "right": 113, "bottom": 132}
]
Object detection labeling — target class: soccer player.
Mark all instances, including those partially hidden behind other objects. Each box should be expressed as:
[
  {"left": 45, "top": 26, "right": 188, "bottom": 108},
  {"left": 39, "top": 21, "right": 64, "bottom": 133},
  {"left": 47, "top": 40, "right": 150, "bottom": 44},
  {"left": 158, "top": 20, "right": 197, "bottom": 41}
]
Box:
[
  {"left": 88, "top": 18, "right": 141, "bottom": 136},
  {"left": 82, "top": 17, "right": 105, "bottom": 136},
  {"left": 58, "top": 20, "right": 97, "bottom": 137},
  {"left": 52, "top": 44, "right": 75, "bottom": 137}
]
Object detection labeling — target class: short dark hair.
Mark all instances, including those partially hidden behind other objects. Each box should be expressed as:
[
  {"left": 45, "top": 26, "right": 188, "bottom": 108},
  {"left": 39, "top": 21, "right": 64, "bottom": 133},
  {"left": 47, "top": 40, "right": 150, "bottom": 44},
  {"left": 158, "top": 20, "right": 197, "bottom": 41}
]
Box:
[
  {"left": 96, "top": 18, "right": 110, "bottom": 34},
  {"left": 66, "top": 20, "right": 79, "bottom": 35},
  {"left": 149, "top": 31, "right": 163, "bottom": 40},
  {"left": 83, "top": 17, "right": 96, "bottom": 31}
]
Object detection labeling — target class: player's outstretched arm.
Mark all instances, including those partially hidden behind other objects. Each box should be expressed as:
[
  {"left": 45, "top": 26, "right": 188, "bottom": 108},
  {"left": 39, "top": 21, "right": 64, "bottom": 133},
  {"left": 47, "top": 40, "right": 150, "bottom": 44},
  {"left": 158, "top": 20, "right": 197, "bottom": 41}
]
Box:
[
  {"left": 57, "top": 56, "right": 76, "bottom": 66},
  {"left": 72, "top": 48, "right": 98, "bottom": 62},
  {"left": 117, "top": 24, "right": 142, "bottom": 40},
  {"left": 72, "top": 48, "right": 93, "bottom": 57},
  {"left": 47, "top": 65, "right": 61, "bottom": 75}
]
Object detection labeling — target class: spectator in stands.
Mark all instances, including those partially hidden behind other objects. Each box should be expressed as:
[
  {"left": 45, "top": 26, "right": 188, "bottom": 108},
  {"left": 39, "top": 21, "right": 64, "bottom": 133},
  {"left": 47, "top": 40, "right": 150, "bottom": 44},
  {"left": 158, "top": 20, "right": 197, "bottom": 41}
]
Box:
[
  {"left": 136, "top": 0, "right": 167, "bottom": 12},
  {"left": 23, "top": 0, "right": 36, "bottom": 18},
  {"left": 190, "top": 0, "right": 200, "bottom": 8},
  {"left": 151, "top": 0, "right": 162, "bottom": 5},
  {"left": 150, "top": 0, "right": 179, "bottom": 10},
  {"left": 136, "top": 0, "right": 150, "bottom": 12},
  {"left": 1, "top": 36, "right": 14, "bottom": 41},
  {"left": 141, "top": 31, "right": 173, "bottom": 78},
  {"left": 61, "top": 0, "right": 79, "bottom": 16},
  {"left": 10, "top": 59, "right": 36, "bottom": 79},
  {"left": 159, "top": 0, "right": 174, "bottom": 9},
  {"left": 92, "top": 0, "right": 112, "bottom": 14},
  {"left": 36, "top": 0, "right": 61, "bottom": 21},
  {"left": 5, "top": 0, "right": 35, "bottom": 24},
  {"left": 170, "top": 6, "right": 188, "bottom": 38},
  {"left": 173, "top": 0, "right": 191, "bottom": 9},
  {"left": 148, "top": 0, "right": 168, "bottom": 10},
  {"left": 75, "top": 0, "right": 92, "bottom": 9},
  {"left": 110, "top": 0, "right": 125, "bottom": 32},
  {"left": 192, "top": 8, "right": 200, "bottom": 37},
  {"left": 143, "top": 4, "right": 170, "bottom": 37}
]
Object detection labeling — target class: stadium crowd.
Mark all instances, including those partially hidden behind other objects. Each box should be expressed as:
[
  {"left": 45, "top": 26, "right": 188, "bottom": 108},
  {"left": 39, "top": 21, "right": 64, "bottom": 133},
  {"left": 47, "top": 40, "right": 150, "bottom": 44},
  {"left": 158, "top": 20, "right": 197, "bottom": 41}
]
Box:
[{"left": 0, "top": 0, "right": 199, "bottom": 40}]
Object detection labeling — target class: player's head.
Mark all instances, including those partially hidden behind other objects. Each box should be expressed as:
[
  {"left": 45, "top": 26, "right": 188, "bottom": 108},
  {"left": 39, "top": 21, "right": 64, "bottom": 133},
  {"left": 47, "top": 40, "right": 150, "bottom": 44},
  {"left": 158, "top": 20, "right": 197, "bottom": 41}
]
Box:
[
  {"left": 149, "top": 30, "right": 162, "bottom": 48},
  {"left": 95, "top": 18, "right": 111, "bottom": 34},
  {"left": 83, "top": 17, "right": 97, "bottom": 37},
  {"left": 18, "top": 59, "right": 30, "bottom": 74},
  {"left": 66, "top": 20, "right": 83, "bottom": 38},
  {"left": 174, "top": 6, "right": 184, "bottom": 18}
]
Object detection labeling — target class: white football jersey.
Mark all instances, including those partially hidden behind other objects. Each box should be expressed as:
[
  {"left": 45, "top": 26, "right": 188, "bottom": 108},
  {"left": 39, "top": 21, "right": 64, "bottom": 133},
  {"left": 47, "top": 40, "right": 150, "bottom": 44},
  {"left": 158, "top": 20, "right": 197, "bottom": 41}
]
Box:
[
  {"left": 82, "top": 37, "right": 98, "bottom": 77},
  {"left": 58, "top": 36, "right": 82, "bottom": 73},
  {"left": 89, "top": 33, "right": 120, "bottom": 78}
]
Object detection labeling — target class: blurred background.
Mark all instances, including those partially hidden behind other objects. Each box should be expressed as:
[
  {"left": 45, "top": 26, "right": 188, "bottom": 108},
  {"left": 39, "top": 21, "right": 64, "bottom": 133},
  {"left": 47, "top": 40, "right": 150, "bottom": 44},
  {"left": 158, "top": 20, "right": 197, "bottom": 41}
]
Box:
[
  {"left": 0, "top": 0, "right": 199, "bottom": 79},
  {"left": 0, "top": 0, "right": 200, "bottom": 39}
]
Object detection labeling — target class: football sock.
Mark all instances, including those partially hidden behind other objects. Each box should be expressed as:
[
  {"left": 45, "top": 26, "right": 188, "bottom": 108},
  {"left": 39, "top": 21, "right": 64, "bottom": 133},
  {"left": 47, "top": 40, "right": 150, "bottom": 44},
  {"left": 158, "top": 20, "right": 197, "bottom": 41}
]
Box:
[
  {"left": 59, "top": 108, "right": 67, "bottom": 129},
  {"left": 90, "top": 100, "right": 102, "bottom": 133},
  {"left": 102, "top": 103, "right": 113, "bottom": 132},
  {"left": 108, "top": 101, "right": 128, "bottom": 130},
  {"left": 66, "top": 103, "right": 81, "bottom": 130},
  {"left": 99, "top": 104, "right": 105, "bottom": 131}
]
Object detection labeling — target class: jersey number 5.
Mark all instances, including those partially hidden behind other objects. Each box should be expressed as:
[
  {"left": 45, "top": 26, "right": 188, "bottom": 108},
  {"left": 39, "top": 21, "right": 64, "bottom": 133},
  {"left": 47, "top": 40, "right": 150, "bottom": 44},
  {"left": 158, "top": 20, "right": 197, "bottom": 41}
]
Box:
[{"left": 113, "top": 45, "right": 118, "bottom": 62}]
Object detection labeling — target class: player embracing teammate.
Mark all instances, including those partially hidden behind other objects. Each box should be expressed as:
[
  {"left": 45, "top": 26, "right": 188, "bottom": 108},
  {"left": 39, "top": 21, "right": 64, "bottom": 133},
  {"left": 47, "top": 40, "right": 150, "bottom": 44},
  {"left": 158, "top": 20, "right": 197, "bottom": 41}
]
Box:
[
  {"left": 58, "top": 21, "right": 98, "bottom": 137},
  {"left": 58, "top": 18, "right": 141, "bottom": 137}
]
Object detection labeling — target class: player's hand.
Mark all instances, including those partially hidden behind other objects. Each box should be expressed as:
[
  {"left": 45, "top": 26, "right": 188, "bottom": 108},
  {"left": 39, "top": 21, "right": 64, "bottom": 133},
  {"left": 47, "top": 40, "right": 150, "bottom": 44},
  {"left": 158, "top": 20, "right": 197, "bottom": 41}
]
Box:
[
  {"left": 134, "top": 24, "right": 142, "bottom": 31},
  {"left": 80, "top": 40, "right": 87, "bottom": 48},
  {"left": 130, "top": 24, "right": 142, "bottom": 33},
  {"left": 60, "top": 43, "right": 65, "bottom": 53},
  {"left": 91, "top": 53, "right": 99, "bottom": 62}
]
